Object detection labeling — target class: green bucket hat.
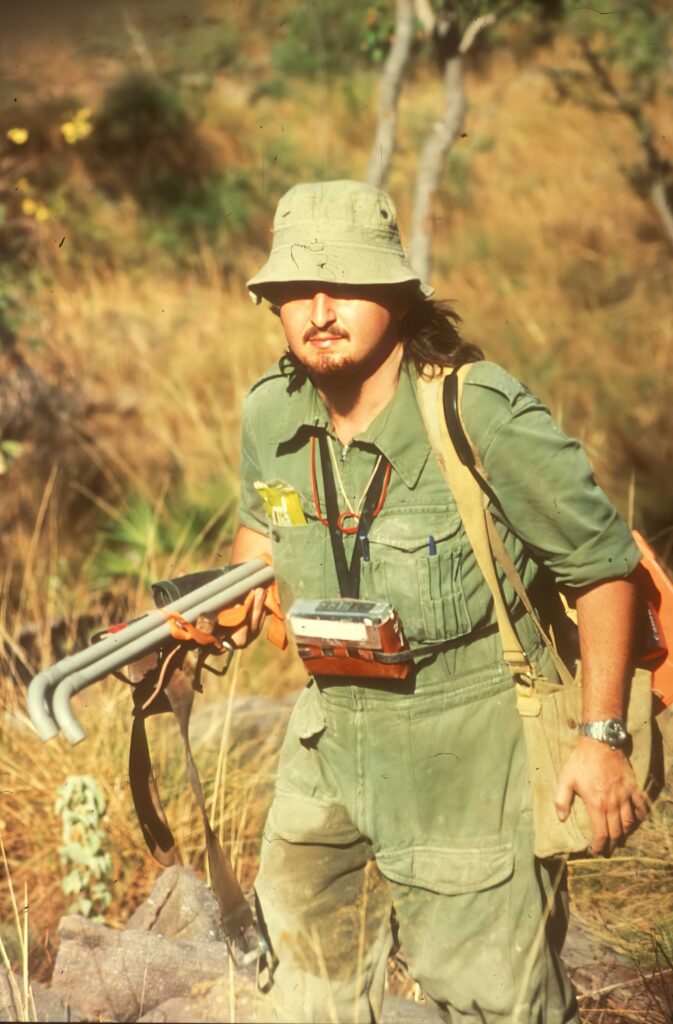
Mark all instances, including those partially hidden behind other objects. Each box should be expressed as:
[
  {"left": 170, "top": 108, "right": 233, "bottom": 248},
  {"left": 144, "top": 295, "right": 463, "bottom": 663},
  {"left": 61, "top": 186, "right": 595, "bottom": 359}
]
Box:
[{"left": 246, "top": 179, "right": 433, "bottom": 303}]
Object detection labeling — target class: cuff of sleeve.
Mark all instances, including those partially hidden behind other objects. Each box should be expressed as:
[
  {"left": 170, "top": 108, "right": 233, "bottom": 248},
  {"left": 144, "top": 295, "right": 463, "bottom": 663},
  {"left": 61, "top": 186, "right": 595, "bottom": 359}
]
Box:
[
  {"left": 549, "top": 519, "right": 642, "bottom": 588},
  {"left": 237, "top": 506, "right": 269, "bottom": 534}
]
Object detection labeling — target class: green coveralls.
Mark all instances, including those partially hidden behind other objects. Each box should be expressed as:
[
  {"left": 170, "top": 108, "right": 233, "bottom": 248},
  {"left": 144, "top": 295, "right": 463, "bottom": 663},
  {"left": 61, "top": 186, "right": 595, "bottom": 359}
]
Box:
[{"left": 239, "top": 359, "right": 641, "bottom": 1024}]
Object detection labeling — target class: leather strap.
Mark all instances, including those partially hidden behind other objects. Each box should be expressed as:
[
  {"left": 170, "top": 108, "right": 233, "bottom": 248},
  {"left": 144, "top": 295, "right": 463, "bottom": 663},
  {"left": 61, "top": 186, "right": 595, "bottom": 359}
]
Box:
[{"left": 128, "top": 645, "right": 258, "bottom": 945}]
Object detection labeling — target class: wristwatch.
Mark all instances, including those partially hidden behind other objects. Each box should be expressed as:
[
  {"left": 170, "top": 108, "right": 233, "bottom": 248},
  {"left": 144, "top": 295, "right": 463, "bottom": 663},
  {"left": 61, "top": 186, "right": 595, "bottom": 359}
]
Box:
[{"left": 578, "top": 717, "right": 629, "bottom": 749}]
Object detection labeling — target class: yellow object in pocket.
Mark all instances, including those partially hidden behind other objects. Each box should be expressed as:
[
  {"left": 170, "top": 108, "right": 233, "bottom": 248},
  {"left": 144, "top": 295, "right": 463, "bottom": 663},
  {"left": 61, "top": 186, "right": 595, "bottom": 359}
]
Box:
[{"left": 254, "top": 480, "right": 307, "bottom": 526}]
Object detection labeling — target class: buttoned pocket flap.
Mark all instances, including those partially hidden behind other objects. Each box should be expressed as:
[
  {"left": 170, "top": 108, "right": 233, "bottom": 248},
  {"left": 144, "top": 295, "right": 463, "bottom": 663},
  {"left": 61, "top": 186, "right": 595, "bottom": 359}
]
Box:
[
  {"left": 370, "top": 509, "right": 461, "bottom": 553},
  {"left": 377, "top": 839, "right": 514, "bottom": 896}
]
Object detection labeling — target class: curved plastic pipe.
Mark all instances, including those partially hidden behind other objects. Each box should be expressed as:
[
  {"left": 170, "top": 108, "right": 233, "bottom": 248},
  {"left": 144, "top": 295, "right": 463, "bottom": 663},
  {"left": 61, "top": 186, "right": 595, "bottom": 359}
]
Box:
[{"left": 28, "top": 561, "right": 273, "bottom": 742}]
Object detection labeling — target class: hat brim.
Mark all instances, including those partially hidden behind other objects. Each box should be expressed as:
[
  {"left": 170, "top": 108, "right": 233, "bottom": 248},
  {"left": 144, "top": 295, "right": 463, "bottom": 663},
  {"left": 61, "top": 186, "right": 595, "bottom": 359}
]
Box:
[{"left": 246, "top": 241, "right": 434, "bottom": 304}]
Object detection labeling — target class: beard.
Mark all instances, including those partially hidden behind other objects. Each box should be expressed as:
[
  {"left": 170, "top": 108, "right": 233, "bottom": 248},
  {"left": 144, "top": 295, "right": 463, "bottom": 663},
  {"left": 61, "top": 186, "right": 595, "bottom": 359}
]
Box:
[
  {"left": 292, "top": 328, "right": 360, "bottom": 380},
  {"left": 304, "top": 350, "right": 359, "bottom": 379}
]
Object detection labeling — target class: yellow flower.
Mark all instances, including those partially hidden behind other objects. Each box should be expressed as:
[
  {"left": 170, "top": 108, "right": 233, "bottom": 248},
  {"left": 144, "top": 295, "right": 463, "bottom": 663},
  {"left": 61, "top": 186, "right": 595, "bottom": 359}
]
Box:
[
  {"left": 61, "top": 121, "right": 78, "bottom": 144},
  {"left": 7, "top": 127, "right": 29, "bottom": 145},
  {"left": 21, "top": 197, "right": 51, "bottom": 221},
  {"left": 60, "top": 108, "right": 92, "bottom": 144}
]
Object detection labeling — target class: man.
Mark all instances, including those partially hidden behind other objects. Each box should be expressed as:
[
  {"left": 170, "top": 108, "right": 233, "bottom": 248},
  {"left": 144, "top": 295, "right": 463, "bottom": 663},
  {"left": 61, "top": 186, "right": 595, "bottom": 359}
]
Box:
[{"left": 230, "top": 180, "right": 646, "bottom": 1023}]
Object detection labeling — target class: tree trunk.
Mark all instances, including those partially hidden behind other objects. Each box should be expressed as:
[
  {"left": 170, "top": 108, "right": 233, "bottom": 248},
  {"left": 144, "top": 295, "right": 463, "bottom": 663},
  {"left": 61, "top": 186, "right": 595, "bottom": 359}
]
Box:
[
  {"left": 366, "top": 0, "right": 415, "bottom": 189},
  {"left": 650, "top": 178, "right": 673, "bottom": 250},
  {"left": 408, "top": 53, "right": 467, "bottom": 282}
]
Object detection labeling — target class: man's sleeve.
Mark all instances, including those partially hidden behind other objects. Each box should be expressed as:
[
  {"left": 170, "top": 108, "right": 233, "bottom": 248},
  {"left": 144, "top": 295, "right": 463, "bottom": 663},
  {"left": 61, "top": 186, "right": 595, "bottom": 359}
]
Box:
[
  {"left": 460, "top": 362, "right": 641, "bottom": 588},
  {"left": 238, "top": 396, "right": 269, "bottom": 534}
]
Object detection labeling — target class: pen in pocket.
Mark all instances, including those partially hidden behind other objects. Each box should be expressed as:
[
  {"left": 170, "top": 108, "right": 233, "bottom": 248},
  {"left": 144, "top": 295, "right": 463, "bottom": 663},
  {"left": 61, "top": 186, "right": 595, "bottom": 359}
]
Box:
[
  {"left": 358, "top": 527, "right": 370, "bottom": 562},
  {"left": 428, "top": 535, "right": 437, "bottom": 556}
]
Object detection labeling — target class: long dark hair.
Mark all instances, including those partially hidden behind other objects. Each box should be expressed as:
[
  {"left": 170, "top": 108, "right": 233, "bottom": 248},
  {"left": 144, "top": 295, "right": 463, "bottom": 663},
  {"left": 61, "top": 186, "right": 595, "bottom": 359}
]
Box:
[
  {"left": 399, "top": 295, "right": 484, "bottom": 376},
  {"left": 273, "top": 290, "right": 483, "bottom": 391}
]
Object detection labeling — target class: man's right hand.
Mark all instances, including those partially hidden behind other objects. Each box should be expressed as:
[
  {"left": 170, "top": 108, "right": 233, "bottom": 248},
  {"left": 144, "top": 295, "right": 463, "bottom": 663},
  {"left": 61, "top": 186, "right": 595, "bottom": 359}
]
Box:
[{"left": 226, "top": 525, "right": 273, "bottom": 647}]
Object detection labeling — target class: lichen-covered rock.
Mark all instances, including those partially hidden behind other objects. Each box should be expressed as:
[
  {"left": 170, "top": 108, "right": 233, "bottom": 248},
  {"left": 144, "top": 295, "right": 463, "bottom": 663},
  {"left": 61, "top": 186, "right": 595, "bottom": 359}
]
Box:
[
  {"left": 51, "top": 915, "right": 229, "bottom": 1022},
  {"left": 127, "top": 865, "right": 224, "bottom": 942}
]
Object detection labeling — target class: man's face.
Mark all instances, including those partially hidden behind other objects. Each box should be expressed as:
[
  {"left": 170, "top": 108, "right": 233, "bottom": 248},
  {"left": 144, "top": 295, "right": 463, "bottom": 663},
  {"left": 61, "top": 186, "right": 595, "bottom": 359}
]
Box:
[{"left": 267, "top": 283, "right": 405, "bottom": 379}]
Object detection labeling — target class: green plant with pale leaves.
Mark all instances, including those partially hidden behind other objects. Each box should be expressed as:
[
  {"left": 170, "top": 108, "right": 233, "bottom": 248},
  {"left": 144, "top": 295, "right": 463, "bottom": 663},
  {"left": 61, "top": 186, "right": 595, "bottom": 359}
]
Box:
[{"left": 54, "top": 775, "right": 113, "bottom": 920}]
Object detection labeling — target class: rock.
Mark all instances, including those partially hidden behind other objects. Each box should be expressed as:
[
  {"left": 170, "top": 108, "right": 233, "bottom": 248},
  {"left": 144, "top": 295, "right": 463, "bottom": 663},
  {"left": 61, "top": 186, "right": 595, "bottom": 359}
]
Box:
[
  {"left": 0, "top": 968, "right": 84, "bottom": 1023},
  {"left": 0, "top": 965, "right": 20, "bottom": 1023},
  {"left": 51, "top": 915, "right": 229, "bottom": 1022},
  {"left": 127, "top": 865, "right": 224, "bottom": 942},
  {"left": 190, "top": 694, "right": 295, "bottom": 748},
  {"left": 31, "top": 980, "right": 85, "bottom": 1023},
  {"left": 562, "top": 915, "right": 637, "bottom": 996},
  {"left": 137, "top": 970, "right": 258, "bottom": 1023}
]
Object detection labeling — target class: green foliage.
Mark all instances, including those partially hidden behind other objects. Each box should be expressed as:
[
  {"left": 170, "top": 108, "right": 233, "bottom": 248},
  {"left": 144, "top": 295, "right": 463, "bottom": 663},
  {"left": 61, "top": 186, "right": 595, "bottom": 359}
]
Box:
[
  {"left": 272, "top": 0, "right": 391, "bottom": 78},
  {"left": 0, "top": 440, "right": 23, "bottom": 475},
  {"left": 142, "top": 170, "right": 256, "bottom": 258},
  {"left": 90, "top": 483, "right": 236, "bottom": 587},
  {"left": 564, "top": 0, "right": 672, "bottom": 103},
  {"left": 361, "top": 3, "right": 396, "bottom": 63},
  {"left": 82, "top": 74, "right": 213, "bottom": 202},
  {"left": 55, "top": 775, "right": 113, "bottom": 920}
]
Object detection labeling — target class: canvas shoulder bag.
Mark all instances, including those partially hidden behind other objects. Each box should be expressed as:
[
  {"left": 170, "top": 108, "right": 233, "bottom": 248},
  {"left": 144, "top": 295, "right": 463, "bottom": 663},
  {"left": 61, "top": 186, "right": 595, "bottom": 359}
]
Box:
[{"left": 416, "top": 363, "right": 673, "bottom": 858}]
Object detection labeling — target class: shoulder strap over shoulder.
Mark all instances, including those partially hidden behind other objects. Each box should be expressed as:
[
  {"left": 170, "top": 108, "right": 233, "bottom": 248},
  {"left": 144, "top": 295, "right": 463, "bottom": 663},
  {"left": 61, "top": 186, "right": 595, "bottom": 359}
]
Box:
[
  {"left": 416, "top": 365, "right": 531, "bottom": 681},
  {"left": 416, "top": 363, "right": 574, "bottom": 687}
]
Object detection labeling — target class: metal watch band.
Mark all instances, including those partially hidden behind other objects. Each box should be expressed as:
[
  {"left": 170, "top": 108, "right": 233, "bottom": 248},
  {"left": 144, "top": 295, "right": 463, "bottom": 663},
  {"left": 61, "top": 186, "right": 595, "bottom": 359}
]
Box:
[{"left": 578, "top": 717, "right": 628, "bottom": 749}]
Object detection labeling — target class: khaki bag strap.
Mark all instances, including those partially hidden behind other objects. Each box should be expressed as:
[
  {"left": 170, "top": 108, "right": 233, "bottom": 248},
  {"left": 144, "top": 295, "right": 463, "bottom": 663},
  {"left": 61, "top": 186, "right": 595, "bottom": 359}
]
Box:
[
  {"left": 449, "top": 365, "right": 575, "bottom": 688},
  {"left": 484, "top": 516, "right": 575, "bottom": 687},
  {"left": 416, "top": 367, "right": 531, "bottom": 681},
  {"left": 417, "top": 364, "right": 576, "bottom": 686}
]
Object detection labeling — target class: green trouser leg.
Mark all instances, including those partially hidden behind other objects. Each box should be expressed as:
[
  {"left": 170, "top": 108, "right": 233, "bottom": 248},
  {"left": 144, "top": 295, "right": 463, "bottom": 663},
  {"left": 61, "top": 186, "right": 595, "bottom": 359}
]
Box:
[
  {"left": 255, "top": 675, "right": 580, "bottom": 1023},
  {"left": 388, "top": 832, "right": 580, "bottom": 1024},
  {"left": 255, "top": 799, "right": 393, "bottom": 1024},
  {"left": 255, "top": 813, "right": 579, "bottom": 1024}
]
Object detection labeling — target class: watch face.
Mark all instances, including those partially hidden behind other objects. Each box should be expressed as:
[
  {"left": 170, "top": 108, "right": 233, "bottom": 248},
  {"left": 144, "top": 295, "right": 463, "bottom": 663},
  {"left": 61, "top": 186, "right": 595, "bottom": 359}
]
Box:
[{"left": 604, "top": 719, "right": 628, "bottom": 747}]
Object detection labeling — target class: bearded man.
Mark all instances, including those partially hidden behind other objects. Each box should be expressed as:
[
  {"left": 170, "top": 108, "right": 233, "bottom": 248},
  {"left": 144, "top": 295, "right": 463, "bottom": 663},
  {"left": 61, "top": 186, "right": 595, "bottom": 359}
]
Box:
[{"left": 230, "top": 180, "right": 645, "bottom": 1023}]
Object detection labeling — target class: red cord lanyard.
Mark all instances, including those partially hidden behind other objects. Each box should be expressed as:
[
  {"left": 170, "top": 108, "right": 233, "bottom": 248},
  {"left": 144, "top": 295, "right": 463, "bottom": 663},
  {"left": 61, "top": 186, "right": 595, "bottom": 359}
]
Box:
[
  {"left": 311, "top": 433, "right": 391, "bottom": 599},
  {"left": 310, "top": 435, "right": 391, "bottom": 535}
]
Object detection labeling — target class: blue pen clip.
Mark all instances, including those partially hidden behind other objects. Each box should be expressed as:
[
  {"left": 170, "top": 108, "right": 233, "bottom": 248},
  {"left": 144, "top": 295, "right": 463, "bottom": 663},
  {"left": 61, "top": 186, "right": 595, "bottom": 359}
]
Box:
[
  {"left": 358, "top": 527, "right": 370, "bottom": 562},
  {"left": 428, "top": 535, "right": 437, "bottom": 556}
]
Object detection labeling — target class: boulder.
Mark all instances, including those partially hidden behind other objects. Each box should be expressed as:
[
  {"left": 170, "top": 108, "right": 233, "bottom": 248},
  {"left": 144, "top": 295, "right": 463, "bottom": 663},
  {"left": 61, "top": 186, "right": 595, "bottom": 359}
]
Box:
[
  {"left": 0, "top": 967, "right": 83, "bottom": 1023},
  {"left": 127, "top": 865, "right": 224, "bottom": 942},
  {"left": 51, "top": 915, "right": 229, "bottom": 1022}
]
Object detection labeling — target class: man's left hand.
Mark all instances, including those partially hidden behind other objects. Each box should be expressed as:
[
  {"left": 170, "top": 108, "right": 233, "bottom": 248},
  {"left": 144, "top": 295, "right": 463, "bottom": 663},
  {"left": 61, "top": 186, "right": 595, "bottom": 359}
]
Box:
[{"left": 554, "top": 738, "right": 649, "bottom": 855}]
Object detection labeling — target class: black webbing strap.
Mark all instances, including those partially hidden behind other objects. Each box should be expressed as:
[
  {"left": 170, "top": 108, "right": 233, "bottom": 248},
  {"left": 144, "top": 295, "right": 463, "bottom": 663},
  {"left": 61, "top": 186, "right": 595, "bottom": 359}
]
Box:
[
  {"left": 443, "top": 372, "right": 501, "bottom": 508},
  {"left": 318, "top": 433, "right": 390, "bottom": 599}
]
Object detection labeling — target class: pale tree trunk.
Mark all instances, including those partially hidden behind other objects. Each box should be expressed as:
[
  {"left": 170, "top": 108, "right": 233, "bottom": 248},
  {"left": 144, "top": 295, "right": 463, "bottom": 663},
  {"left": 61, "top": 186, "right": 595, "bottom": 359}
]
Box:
[
  {"left": 407, "top": 4, "right": 523, "bottom": 283},
  {"left": 366, "top": 0, "right": 416, "bottom": 189},
  {"left": 408, "top": 53, "right": 467, "bottom": 281},
  {"left": 650, "top": 179, "right": 673, "bottom": 250}
]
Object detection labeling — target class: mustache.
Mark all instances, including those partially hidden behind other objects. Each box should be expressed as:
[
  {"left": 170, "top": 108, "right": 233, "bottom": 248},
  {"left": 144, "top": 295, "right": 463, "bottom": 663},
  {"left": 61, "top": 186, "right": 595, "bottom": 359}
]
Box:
[{"left": 303, "top": 326, "right": 349, "bottom": 342}]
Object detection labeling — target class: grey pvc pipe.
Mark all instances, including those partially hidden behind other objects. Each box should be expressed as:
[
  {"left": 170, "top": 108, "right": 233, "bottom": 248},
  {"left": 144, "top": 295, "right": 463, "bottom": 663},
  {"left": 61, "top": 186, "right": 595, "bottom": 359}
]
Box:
[
  {"left": 28, "top": 561, "right": 273, "bottom": 743},
  {"left": 27, "top": 560, "right": 268, "bottom": 740}
]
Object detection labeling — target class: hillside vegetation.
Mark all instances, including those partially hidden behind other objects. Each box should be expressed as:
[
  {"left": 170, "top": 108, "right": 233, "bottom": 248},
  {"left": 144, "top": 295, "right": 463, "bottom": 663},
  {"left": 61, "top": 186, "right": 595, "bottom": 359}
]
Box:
[{"left": 0, "top": 0, "right": 672, "bottom": 1011}]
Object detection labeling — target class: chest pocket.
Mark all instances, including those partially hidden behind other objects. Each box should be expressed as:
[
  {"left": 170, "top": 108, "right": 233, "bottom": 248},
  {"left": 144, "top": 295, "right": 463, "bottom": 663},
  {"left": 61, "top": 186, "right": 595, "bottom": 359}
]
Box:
[
  {"left": 361, "top": 507, "right": 473, "bottom": 643},
  {"left": 269, "top": 516, "right": 338, "bottom": 615}
]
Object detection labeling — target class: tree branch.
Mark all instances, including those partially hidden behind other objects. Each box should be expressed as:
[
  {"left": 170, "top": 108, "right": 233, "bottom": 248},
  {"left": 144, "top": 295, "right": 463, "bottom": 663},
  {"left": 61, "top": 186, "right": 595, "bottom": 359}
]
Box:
[
  {"left": 408, "top": 53, "right": 467, "bottom": 280},
  {"left": 366, "top": 0, "right": 416, "bottom": 189},
  {"left": 579, "top": 39, "right": 673, "bottom": 250},
  {"left": 407, "top": 0, "right": 529, "bottom": 280},
  {"left": 414, "top": 0, "right": 435, "bottom": 36}
]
